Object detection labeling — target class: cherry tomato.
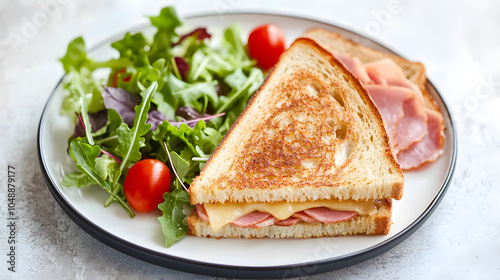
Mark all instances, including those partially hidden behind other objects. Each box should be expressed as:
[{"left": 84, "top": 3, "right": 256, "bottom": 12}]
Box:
[
  {"left": 112, "top": 68, "right": 131, "bottom": 88},
  {"left": 247, "top": 24, "right": 286, "bottom": 70},
  {"left": 124, "top": 159, "right": 172, "bottom": 212}
]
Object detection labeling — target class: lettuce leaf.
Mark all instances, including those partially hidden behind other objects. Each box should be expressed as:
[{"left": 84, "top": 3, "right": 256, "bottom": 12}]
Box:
[
  {"left": 148, "top": 6, "right": 182, "bottom": 64},
  {"left": 157, "top": 182, "right": 191, "bottom": 248},
  {"left": 65, "top": 139, "right": 134, "bottom": 217}
]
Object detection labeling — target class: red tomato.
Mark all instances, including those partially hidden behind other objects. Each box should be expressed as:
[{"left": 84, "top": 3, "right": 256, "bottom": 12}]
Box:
[
  {"left": 124, "top": 159, "right": 172, "bottom": 212},
  {"left": 247, "top": 24, "right": 286, "bottom": 70}
]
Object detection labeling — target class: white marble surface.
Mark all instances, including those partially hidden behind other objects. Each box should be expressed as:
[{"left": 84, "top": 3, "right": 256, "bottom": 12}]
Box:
[{"left": 1, "top": 0, "right": 499, "bottom": 279}]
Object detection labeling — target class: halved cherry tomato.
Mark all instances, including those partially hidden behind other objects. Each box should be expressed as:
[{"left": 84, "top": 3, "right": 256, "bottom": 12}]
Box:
[
  {"left": 112, "top": 68, "right": 131, "bottom": 88},
  {"left": 124, "top": 159, "right": 172, "bottom": 212},
  {"left": 247, "top": 24, "right": 286, "bottom": 70}
]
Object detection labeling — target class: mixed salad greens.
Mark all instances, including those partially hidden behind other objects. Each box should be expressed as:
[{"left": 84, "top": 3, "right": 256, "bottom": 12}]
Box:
[{"left": 60, "top": 6, "right": 264, "bottom": 247}]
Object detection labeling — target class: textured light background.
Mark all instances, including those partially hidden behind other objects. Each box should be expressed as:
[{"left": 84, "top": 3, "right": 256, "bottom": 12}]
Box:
[{"left": 1, "top": 0, "right": 499, "bottom": 279}]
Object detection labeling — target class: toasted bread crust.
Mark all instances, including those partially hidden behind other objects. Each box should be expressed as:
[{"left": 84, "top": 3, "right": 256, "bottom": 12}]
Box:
[
  {"left": 189, "top": 38, "right": 404, "bottom": 205},
  {"left": 303, "top": 28, "right": 440, "bottom": 113},
  {"left": 187, "top": 199, "right": 392, "bottom": 238}
]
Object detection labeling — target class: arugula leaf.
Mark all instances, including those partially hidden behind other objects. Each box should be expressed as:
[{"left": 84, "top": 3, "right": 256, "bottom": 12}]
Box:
[
  {"left": 66, "top": 139, "right": 134, "bottom": 217},
  {"left": 153, "top": 122, "right": 197, "bottom": 156},
  {"left": 68, "top": 140, "right": 110, "bottom": 190},
  {"left": 114, "top": 82, "right": 158, "bottom": 169},
  {"left": 157, "top": 183, "right": 191, "bottom": 247}
]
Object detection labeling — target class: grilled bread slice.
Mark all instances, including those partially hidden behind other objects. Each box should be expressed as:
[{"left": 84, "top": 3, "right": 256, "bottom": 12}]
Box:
[
  {"left": 302, "top": 28, "right": 439, "bottom": 112},
  {"left": 189, "top": 38, "right": 403, "bottom": 206}
]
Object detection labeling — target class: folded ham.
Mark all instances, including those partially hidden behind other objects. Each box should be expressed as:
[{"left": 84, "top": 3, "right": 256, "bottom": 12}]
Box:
[
  {"left": 332, "top": 53, "right": 444, "bottom": 169},
  {"left": 397, "top": 108, "right": 444, "bottom": 169}
]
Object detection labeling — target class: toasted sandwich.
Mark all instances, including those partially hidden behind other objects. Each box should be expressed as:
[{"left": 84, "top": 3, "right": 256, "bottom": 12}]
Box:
[{"left": 187, "top": 38, "right": 404, "bottom": 238}]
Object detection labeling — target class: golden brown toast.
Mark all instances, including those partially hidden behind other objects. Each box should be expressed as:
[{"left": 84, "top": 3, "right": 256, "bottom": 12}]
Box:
[{"left": 189, "top": 38, "right": 404, "bottom": 206}]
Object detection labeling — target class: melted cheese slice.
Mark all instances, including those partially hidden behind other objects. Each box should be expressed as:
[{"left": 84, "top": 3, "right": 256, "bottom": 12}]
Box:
[{"left": 204, "top": 200, "right": 377, "bottom": 233}]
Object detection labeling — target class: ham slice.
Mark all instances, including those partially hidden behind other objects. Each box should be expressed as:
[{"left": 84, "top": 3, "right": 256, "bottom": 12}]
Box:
[
  {"left": 229, "top": 211, "right": 270, "bottom": 227},
  {"left": 365, "top": 84, "right": 413, "bottom": 143},
  {"left": 274, "top": 217, "right": 301, "bottom": 226},
  {"left": 365, "top": 59, "right": 423, "bottom": 100},
  {"left": 292, "top": 211, "right": 319, "bottom": 223},
  {"left": 394, "top": 94, "right": 428, "bottom": 153},
  {"left": 303, "top": 207, "right": 359, "bottom": 224},
  {"left": 397, "top": 108, "right": 444, "bottom": 169},
  {"left": 256, "top": 216, "right": 278, "bottom": 228},
  {"left": 333, "top": 52, "right": 372, "bottom": 84},
  {"left": 195, "top": 204, "right": 210, "bottom": 223},
  {"left": 366, "top": 66, "right": 387, "bottom": 85}
]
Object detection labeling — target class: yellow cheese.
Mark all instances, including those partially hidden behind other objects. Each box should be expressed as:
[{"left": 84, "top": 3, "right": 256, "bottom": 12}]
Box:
[{"left": 204, "top": 200, "right": 377, "bottom": 233}]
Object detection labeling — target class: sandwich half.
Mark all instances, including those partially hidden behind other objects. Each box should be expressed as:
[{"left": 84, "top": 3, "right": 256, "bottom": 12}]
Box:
[{"left": 187, "top": 38, "right": 404, "bottom": 239}]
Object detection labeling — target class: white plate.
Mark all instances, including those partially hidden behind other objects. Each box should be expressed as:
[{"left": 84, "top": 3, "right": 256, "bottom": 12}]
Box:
[{"left": 37, "top": 12, "right": 457, "bottom": 278}]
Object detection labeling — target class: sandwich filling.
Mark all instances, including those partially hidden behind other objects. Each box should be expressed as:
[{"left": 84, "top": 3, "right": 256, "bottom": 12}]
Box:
[{"left": 196, "top": 199, "right": 378, "bottom": 232}]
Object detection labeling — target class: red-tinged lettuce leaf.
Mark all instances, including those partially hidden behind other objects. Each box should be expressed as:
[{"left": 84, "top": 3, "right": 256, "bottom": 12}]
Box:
[
  {"left": 174, "top": 27, "right": 211, "bottom": 47},
  {"left": 73, "top": 111, "right": 108, "bottom": 139},
  {"left": 174, "top": 57, "right": 189, "bottom": 81},
  {"left": 172, "top": 107, "right": 225, "bottom": 128},
  {"left": 157, "top": 183, "right": 191, "bottom": 247},
  {"left": 102, "top": 87, "right": 167, "bottom": 130},
  {"left": 175, "top": 106, "right": 211, "bottom": 121}
]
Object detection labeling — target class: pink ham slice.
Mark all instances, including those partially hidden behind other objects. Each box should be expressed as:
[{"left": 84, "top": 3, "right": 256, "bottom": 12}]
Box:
[
  {"left": 365, "top": 59, "right": 423, "bottom": 100},
  {"left": 333, "top": 52, "right": 372, "bottom": 84},
  {"left": 397, "top": 108, "right": 444, "bottom": 169},
  {"left": 365, "top": 84, "right": 413, "bottom": 143},
  {"left": 256, "top": 216, "right": 278, "bottom": 228},
  {"left": 366, "top": 66, "right": 387, "bottom": 85},
  {"left": 195, "top": 204, "right": 210, "bottom": 223},
  {"left": 394, "top": 94, "right": 428, "bottom": 153},
  {"left": 229, "top": 211, "right": 270, "bottom": 227},
  {"left": 274, "top": 217, "right": 301, "bottom": 226},
  {"left": 292, "top": 211, "right": 319, "bottom": 223},
  {"left": 303, "top": 207, "right": 358, "bottom": 224}
]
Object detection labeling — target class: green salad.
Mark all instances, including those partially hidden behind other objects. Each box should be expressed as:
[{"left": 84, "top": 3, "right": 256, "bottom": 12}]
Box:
[{"left": 60, "top": 6, "right": 264, "bottom": 247}]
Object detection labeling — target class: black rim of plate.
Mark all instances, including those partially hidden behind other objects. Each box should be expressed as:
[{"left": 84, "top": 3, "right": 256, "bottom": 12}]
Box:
[{"left": 37, "top": 11, "right": 458, "bottom": 279}]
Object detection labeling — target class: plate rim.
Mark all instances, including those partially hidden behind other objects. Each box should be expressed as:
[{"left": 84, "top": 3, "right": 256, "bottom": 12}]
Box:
[{"left": 37, "top": 10, "right": 458, "bottom": 278}]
